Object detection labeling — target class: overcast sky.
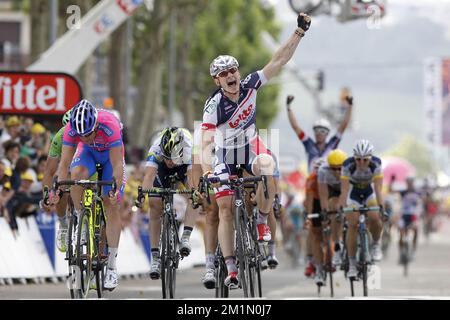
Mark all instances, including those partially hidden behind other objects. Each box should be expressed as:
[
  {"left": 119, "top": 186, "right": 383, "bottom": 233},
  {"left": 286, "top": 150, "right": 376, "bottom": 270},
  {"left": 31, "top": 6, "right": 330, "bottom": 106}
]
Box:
[{"left": 266, "top": 0, "right": 450, "bottom": 170}]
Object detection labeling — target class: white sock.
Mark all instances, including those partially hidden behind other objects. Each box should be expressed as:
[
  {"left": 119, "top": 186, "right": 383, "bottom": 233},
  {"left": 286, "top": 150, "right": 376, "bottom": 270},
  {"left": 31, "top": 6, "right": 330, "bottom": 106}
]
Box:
[
  {"left": 205, "top": 253, "right": 215, "bottom": 270},
  {"left": 58, "top": 215, "right": 68, "bottom": 228},
  {"left": 108, "top": 247, "right": 118, "bottom": 270}
]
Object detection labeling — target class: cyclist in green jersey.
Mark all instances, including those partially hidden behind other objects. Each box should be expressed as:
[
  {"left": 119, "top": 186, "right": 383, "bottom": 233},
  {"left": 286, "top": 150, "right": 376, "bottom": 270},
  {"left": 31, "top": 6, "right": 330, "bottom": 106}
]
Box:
[{"left": 41, "top": 109, "right": 73, "bottom": 252}]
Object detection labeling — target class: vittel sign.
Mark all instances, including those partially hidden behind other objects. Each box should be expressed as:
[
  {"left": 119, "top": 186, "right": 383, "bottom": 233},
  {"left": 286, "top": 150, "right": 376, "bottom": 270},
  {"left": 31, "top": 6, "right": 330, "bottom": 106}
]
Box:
[{"left": 0, "top": 72, "right": 82, "bottom": 115}]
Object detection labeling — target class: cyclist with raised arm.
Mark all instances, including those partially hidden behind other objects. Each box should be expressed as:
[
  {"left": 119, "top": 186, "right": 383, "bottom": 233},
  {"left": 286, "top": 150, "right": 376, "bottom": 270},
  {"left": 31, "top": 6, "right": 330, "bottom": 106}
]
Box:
[
  {"left": 315, "top": 149, "right": 348, "bottom": 282},
  {"left": 286, "top": 94, "right": 352, "bottom": 276},
  {"left": 137, "top": 127, "right": 199, "bottom": 280},
  {"left": 53, "top": 99, "right": 126, "bottom": 291},
  {"left": 41, "top": 109, "right": 73, "bottom": 252},
  {"left": 286, "top": 94, "right": 353, "bottom": 174},
  {"left": 338, "top": 139, "right": 385, "bottom": 278},
  {"left": 200, "top": 13, "right": 312, "bottom": 289}
]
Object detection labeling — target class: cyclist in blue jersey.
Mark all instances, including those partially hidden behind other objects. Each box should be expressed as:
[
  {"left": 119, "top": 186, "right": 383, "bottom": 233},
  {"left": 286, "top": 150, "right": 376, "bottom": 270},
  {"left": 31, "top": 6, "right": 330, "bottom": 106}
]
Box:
[{"left": 338, "top": 140, "right": 386, "bottom": 278}]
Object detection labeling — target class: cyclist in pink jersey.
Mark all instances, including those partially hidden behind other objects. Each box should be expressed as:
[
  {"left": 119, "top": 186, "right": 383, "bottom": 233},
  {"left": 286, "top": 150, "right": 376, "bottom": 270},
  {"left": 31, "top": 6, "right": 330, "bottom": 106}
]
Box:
[{"left": 54, "top": 99, "right": 126, "bottom": 291}]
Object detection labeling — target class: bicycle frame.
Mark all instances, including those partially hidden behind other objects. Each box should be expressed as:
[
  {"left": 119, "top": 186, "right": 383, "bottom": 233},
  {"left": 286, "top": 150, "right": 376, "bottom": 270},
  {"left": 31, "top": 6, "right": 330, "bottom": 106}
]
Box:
[
  {"left": 342, "top": 205, "right": 380, "bottom": 297},
  {"left": 138, "top": 176, "right": 193, "bottom": 299},
  {"left": 306, "top": 212, "right": 337, "bottom": 297},
  {"left": 53, "top": 176, "right": 115, "bottom": 299},
  {"left": 205, "top": 172, "right": 268, "bottom": 298}
]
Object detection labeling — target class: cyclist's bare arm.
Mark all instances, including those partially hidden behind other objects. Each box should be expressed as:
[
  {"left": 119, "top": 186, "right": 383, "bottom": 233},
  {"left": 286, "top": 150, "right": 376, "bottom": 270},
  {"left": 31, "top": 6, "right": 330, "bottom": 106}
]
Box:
[
  {"left": 318, "top": 182, "right": 329, "bottom": 212},
  {"left": 337, "top": 97, "right": 353, "bottom": 135},
  {"left": 305, "top": 191, "right": 314, "bottom": 214},
  {"left": 142, "top": 166, "right": 157, "bottom": 191},
  {"left": 338, "top": 178, "right": 350, "bottom": 208},
  {"left": 186, "top": 168, "right": 195, "bottom": 189},
  {"left": 56, "top": 145, "right": 76, "bottom": 182},
  {"left": 373, "top": 176, "right": 384, "bottom": 207},
  {"left": 286, "top": 101, "right": 305, "bottom": 138},
  {"left": 262, "top": 14, "right": 310, "bottom": 80},
  {"left": 109, "top": 145, "right": 124, "bottom": 191},
  {"left": 42, "top": 156, "right": 59, "bottom": 189},
  {"left": 200, "top": 129, "right": 215, "bottom": 174}
]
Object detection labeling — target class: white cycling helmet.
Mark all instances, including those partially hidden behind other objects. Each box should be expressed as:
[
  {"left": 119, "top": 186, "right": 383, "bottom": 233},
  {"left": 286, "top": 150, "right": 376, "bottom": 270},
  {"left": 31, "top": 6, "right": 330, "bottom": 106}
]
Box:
[
  {"left": 209, "top": 55, "right": 239, "bottom": 77},
  {"left": 313, "top": 118, "right": 331, "bottom": 131},
  {"left": 353, "top": 139, "right": 374, "bottom": 157},
  {"left": 70, "top": 99, "right": 98, "bottom": 137}
]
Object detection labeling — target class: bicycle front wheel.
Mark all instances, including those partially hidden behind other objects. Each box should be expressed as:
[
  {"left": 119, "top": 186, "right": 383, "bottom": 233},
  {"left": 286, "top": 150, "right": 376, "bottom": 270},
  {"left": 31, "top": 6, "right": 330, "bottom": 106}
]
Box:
[
  {"left": 235, "top": 208, "right": 249, "bottom": 297},
  {"left": 248, "top": 219, "right": 262, "bottom": 298},
  {"left": 359, "top": 231, "right": 369, "bottom": 297},
  {"left": 75, "top": 210, "right": 92, "bottom": 299},
  {"left": 161, "top": 214, "right": 170, "bottom": 299},
  {"left": 215, "top": 248, "right": 229, "bottom": 298},
  {"left": 168, "top": 225, "right": 177, "bottom": 298},
  {"left": 67, "top": 207, "right": 77, "bottom": 299}
]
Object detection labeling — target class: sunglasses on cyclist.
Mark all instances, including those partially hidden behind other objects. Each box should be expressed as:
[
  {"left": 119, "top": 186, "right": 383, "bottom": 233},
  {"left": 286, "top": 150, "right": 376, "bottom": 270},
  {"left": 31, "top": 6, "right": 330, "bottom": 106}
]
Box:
[
  {"left": 314, "top": 128, "right": 329, "bottom": 135},
  {"left": 217, "top": 67, "right": 238, "bottom": 78},
  {"left": 355, "top": 157, "right": 371, "bottom": 162},
  {"left": 330, "top": 166, "right": 341, "bottom": 172}
]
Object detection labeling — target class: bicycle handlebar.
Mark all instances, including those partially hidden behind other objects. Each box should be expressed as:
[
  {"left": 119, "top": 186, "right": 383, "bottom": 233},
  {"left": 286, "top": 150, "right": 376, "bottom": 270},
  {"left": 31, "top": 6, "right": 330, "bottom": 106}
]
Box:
[
  {"left": 341, "top": 206, "right": 380, "bottom": 213},
  {"left": 52, "top": 176, "right": 117, "bottom": 194},
  {"left": 135, "top": 186, "right": 195, "bottom": 208},
  {"left": 139, "top": 187, "right": 193, "bottom": 196},
  {"left": 202, "top": 175, "right": 269, "bottom": 199}
]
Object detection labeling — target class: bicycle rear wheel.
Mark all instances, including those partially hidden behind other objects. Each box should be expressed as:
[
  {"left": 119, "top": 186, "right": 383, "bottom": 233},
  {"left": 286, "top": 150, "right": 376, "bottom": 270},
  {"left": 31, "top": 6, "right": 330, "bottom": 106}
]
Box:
[
  {"left": 95, "top": 211, "right": 108, "bottom": 298},
  {"left": 251, "top": 220, "right": 263, "bottom": 297},
  {"left": 75, "top": 210, "right": 92, "bottom": 299}
]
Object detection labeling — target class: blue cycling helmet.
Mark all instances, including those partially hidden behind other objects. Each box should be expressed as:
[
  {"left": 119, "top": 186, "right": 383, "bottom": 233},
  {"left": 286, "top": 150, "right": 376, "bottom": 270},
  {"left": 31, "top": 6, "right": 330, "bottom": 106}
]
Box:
[{"left": 70, "top": 99, "right": 98, "bottom": 136}]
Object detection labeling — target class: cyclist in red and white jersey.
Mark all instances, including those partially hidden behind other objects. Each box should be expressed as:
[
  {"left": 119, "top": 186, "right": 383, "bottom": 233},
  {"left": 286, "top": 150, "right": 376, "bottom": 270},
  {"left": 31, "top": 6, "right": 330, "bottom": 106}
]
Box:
[{"left": 200, "top": 13, "right": 312, "bottom": 289}]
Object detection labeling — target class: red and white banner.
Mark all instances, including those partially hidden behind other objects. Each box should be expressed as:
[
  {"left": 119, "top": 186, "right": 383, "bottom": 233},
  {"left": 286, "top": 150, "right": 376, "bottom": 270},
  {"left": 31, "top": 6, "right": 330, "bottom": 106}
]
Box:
[
  {"left": 0, "top": 72, "right": 82, "bottom": 115},
  {"left": 27, "top": 0, "right": 144, "bottom": 74}
]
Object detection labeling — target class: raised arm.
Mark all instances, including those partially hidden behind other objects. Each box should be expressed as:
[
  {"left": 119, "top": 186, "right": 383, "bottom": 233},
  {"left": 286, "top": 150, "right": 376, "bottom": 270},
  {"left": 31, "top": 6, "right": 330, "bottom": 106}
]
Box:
[
  {"left": 262, "top": 13, "right": 311, "bottom": 81},
  {"left": 337, "top": 96, "right": 353, "bottom": 135},
  {"left": 286, "top": 95, "right": 304, "bottom": 137}
]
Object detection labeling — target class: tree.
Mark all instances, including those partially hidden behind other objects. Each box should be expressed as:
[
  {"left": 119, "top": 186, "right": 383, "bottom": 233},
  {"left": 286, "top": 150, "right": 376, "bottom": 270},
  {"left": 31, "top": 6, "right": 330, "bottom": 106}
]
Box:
[
  {"left": 129, "top": 0, "right": 169, "bottom": 146},
  {"left": 108, "top": 21, "right": 128, "bottom": 116},
  {"left": 29, "top": 0, "right": 49, "bottom": 64},
  {"left": 382, "top": 135, "right": 438, "bottom": 178},
  {"left": 184, "top": 0, "right": 281, "bottom": 130}
]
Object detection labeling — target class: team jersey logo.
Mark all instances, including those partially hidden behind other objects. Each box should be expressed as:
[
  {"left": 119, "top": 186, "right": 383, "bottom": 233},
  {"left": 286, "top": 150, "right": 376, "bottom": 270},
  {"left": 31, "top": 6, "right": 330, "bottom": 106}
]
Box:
[{"left": 228, "top": 104, "right": 254, "bottom": 129}]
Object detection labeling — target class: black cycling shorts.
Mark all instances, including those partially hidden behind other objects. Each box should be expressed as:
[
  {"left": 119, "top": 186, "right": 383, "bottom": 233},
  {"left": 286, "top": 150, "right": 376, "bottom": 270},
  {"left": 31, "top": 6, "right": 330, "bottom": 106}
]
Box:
[
  {"left": 311, "top": 199, "right": 322, "bottom": 227},
  {"left": 154, "top": 163, "right": 189, "bottom": 188}
]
